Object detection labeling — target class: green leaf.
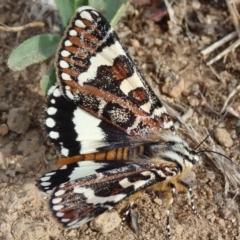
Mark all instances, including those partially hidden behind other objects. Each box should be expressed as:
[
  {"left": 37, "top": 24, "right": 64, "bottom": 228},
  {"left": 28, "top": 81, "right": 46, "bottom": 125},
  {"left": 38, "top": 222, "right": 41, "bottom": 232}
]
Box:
[
  {"left": 55, "top": 0, "right": 89, "bottom": 27},
  {"left": 40, "top": 65, "right": 57, "bottom": 95},
  {"left": 8, "top": 34, "right": 61, "bottom": 71},
  {"left": 109, "top": 3, "right": 127, "bottom": 26},
  {"left": 89, "top": 0, "right": 127, "bottom": 26}
]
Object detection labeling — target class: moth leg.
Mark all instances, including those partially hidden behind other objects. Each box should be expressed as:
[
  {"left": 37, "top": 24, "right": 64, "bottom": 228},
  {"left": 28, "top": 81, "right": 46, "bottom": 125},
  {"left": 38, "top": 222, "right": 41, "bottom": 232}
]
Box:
[
  {"left": 129, "top": 207, "right": 140, "bottom": 235},
  {"left": 178, "top": 180, "right": 201, "bottom": 219},
  {"left": 166, "top": 182, "right": 176, "bottom": 240},
  {"left": 120, "top": 192, "right": 142, "bottom": 233},
  {"left": 120, "top": 202, "right": 134, "bottom": 231}
]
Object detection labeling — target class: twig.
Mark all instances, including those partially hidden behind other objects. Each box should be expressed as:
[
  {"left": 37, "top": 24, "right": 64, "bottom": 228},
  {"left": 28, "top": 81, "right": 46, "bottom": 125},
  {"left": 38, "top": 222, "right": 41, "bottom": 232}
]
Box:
[
  {"left": 164, "top": 0, "right": 177, "bottom": 25},
  {"left": 206, "top": 39, "right": 240, "bottom": 65},
  {"left": 0, "top": 22, "right": 45, "bottom": 32},
  {"left": 226, "top": 0, "right": 240, "bottom": 38},
  {"left": 221, "top": 84, "right": 240, "bottom": 113},
  {"left": 201, "top": 31, "right": 238, "bottom": 55}
]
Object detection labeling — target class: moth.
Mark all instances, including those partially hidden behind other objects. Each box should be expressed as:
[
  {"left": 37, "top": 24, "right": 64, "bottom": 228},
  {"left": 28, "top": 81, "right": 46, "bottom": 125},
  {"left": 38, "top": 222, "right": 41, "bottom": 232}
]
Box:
[{"left": 38, "top": 6, "right": 200, "bottom": 239}]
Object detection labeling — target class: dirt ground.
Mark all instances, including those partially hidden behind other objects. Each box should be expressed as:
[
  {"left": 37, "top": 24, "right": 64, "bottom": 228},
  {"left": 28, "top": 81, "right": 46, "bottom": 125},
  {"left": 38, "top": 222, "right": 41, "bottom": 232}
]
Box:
[{"left": 0, "top": 0, "right": 240, "bottom": 240}]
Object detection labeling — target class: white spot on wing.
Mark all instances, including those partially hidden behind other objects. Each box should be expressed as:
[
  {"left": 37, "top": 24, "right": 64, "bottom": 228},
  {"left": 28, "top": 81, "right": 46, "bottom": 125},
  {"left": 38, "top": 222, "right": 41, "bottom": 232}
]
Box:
[
  {"left": 162, "top": 120, "right": 174, "bottom": 130},
  {"left": 55, "top": 190, "right": 65, "bottom": 197},
  {"left": 45, "top": 172, "right": 56, "bottom": 176},
  {"left": 152, "top": 107, "right": 166, "bottom": 117},
  {"left": 65, "top": 89, "right": 75, "bottom": 100},
  {"left": 46, "top": 118, "right": 55, "bottom": 128},
  {"left": 61, "top": 147, "right": 69, "bottom": 156},
  {"left": 64, "top": 40, "right": 72, "bottom": 46},
  {"left": 140, "top": 101, "right": 151, "bottom": 113},
  {"left": 91, "top": 10, "right": 99, "bottom": 16},
  {"left": 69, "top": 29, "right": 77, "bottom": 36},
  {"left": 75, "top": 19, "right": 86, "bottom": 28},
  {"left": 56, "top": 212, "right": 64, "bottom": 217},
  {"left": 50, "top": 99, "right": 56, "bottom": 104},
  {"left": 53, "top": 88, "right": 61, "bottom": 97},
  {"left": 40, "top": 176, "right": 51, "bottom": 181},
  {"left": 41, "top": 181, "right": 51, "bottom": 187},
  {"left": 47, "top": 85, "right": 57, "bottom": 96},
  {"left": 47, "top": 107, "right": 57, "bottom": 115},
  {"left": 49, "top": 131, "right": 59, "bottom": 139},
  {"left": 80, "top": 11, "right": 93, "bottom": 22},
  {"left": 120, "top": 70, "right": 144, "bottom": 96},
  {"left": 59, "top": 60, "right": 69, "bottom": 68},
  {"left": 61, "top": 50, "right": 70, "bottom": 57},
  {"left": 61, "top": 73, "right": 71, "bottom": 80},
  {"left": 61, "top": 218, "right": 70, "bottom": 222},
  {"left": 52, "top": 204, "right": 64, "bottom": 210}
]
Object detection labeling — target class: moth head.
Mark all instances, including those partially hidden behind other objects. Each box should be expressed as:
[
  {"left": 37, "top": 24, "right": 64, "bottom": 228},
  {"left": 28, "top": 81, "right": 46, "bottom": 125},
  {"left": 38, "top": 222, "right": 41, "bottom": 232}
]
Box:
[{"left": 147, "top": 133, "right": 199, "bottom": 169}]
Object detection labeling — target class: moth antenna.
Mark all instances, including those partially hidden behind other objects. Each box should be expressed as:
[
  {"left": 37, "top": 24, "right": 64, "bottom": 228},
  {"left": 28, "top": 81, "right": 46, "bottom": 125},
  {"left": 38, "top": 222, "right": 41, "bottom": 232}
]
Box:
[
  {"left": 194, "top": 102, "right": 233, "bottom": 151},
  {"left": 196, "top": 149, "right": 234, "bottom": 164}
]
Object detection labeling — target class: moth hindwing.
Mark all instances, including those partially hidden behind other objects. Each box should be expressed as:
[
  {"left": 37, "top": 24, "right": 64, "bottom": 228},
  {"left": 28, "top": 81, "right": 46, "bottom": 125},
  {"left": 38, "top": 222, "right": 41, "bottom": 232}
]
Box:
[{"left": 40, "top": 5, "right": 200, "bottom": 239}]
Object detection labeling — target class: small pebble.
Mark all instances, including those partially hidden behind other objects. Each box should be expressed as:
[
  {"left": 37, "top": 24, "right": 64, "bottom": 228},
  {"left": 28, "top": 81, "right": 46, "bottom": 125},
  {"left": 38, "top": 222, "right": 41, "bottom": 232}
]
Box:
[
  {"left": 153, "top": 198, "right": 163, "bottom": 206},
  {"left": 218, "top": 207, "right": 234, "bottom": 220},
  {"left": 215, "top": 218, "right": 226, "bottom": 228},
  {"left": 90, "top": 210, "right": 121, "bottom": 233},
  {"left": 7, "top": 108, "right": 30, "bottom": 134},
  {"left": 214, "top": 128, "right": 233, "bottom": 148},
  {"left": 0, "top": 102, "right": 9, "bottom": 111},
  {"left": 0, "top": 123, "right": 9, "bottom": 136},
  {"left": 154, "top": 213, "right": 161, "bottom": 220},
  {"left": 130, "top": 38, "right": 140, "bottom": 48},
  {"left": 192, "top": 0, "right": 201, "bottom": 9},
  {"left": 161, "top": 78, "right": 185, "bottom": 98}
]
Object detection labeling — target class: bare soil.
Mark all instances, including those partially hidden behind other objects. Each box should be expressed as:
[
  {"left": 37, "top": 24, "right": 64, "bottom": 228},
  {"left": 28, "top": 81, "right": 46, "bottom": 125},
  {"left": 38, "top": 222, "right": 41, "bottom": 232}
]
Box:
[{"left": 0, "top": 1, "right": 240, "bottom": 240}]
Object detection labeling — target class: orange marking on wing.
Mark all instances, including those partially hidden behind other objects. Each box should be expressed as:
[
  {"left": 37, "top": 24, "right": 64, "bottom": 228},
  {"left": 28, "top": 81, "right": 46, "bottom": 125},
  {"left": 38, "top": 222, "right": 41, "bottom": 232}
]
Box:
[
  {"left": 111, "top": 57, "right": 132, "bottom": 81},
  {"left": 69, "top": 34, "right": 96, "bottom": 55},
  {"left": 62, "top": 57, "right": 86, "bottom": 68},
  {"left": 84, "top": 32, "right": 99, "bottom": 45},
  {"left": 64, "top": 46, "right": 80, "bottom": 55},
  {"left": 60, "top": 67, "right": 79, "bottom": 77},
  {"left": 81, "top": 19, "right": 94, "bottom": 29},
  {"left": 130, "top": 88, "right": 148, "bottom": 102}
]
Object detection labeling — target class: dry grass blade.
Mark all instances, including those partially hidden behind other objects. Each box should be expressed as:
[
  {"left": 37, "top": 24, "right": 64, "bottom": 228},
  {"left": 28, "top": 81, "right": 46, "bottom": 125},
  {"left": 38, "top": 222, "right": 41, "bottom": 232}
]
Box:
[
  {"left": 206, "top": 39, "right": 240, "bottom": 65},
  {"left": 226, "top": 0, "right": 240, "bottom": 38},
  {"left": 0, "top": 22, "right": 45, "bottom": 32},
  {"left": 221, "top": 84, "right": 240, "bottom": 113},
  {"left": 201, "top": 31, "right": 238, "bottom": 56},
  {"left": 164, "top": 0, "right": 177, "bottom": 24}
]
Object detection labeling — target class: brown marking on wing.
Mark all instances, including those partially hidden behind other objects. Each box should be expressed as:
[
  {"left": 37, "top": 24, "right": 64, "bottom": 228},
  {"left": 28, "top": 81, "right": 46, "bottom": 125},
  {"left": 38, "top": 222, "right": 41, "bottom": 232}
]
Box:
[{"left": 129, "top": 88, "right": 148, "bottom": 103}]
